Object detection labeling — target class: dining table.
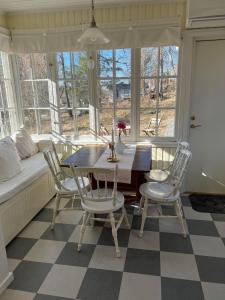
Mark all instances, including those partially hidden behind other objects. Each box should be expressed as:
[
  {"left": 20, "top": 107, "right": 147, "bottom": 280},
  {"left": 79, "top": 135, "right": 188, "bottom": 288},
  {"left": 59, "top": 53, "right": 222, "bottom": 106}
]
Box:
[{"left": 61, "top": 144, "right": 152, "bottom": 202}]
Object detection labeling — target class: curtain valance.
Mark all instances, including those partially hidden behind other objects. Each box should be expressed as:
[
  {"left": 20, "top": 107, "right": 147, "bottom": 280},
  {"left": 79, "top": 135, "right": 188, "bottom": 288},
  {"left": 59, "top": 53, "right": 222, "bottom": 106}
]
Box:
[{"left": 7, "top": 26, "right": 181, "bottom": 53}]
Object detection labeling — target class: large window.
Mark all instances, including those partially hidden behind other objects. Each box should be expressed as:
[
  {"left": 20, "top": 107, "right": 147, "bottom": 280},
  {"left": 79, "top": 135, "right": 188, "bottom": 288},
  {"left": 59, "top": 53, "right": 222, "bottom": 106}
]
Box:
[
  {"left": 11, "top": 45, "right": 179, "bottom": 141},
  {"left": 0, "top": 52, "right": 16, "bottom": 138},
  {"left": 140, "top": 46, "right": 179, "bottom": 137},
  {"left": 97, "top": 49, "right": 131, "bottom": 136}
]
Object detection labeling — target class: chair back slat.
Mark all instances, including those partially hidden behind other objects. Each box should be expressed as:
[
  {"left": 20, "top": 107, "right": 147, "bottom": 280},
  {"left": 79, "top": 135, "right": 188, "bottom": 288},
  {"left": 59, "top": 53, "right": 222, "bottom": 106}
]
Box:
[
  {"left": 167, "top": 149, "right": 192, "bottom": 192},
  {"left": 71, "top": 165, "right": 118, "bottom": 206}
]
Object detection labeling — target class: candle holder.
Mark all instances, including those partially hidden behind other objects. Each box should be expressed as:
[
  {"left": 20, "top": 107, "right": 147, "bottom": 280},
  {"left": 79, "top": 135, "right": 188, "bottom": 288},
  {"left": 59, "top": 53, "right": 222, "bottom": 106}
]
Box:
[{"left": 107, "top": 143, "right": 119, "bottom": 163}]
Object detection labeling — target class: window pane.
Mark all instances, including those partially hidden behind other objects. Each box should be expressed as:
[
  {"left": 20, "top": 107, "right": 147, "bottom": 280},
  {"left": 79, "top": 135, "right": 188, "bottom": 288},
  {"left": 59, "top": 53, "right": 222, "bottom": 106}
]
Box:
[
  {"left": 140, "top": 79, "right": 157, "bottom": 108},
  {"left": 140, "top": 109, "right": 157, "bottom": 137},
  {"left": 36, "top": 81, "right": 49, "bottom": 107},
  {"left": 98, "top": 80, "right": 113, "bottom": 108},
  {"left": 58, "top": 81, "right": 73, "bottom": 108},
  {"left": 99, "top": 108, "right": 113, "bottom": 135},
  {"left": 74, "top": 81, "right": 89, "bottom": 107},
  {"left": 73, "top": 52, "right": 88, "bottom": 80},
  {"left": 116, "top": 109, "right": 131, "bottom": 136},
  {"left": 33, "top": 54, "right": 48, "bottom": 79},
  {"left": 115, "top": 48, "right": 131, "bottom": 77},
  {"left": 0, "top": 110, "right": 11, "bottom": 135},
  {"left": 39, "top": 109, "right": 51, "bottom": 134},
  {"left": 61, "top": 110, "right": 74, "bottom": 136},
  {"left": 17, "top": 54, "right": 32, "bottom": 80},
  {"left": 0, "top": 81, "right": 7, "bottom": 108},
  {"left": 57, "top": 52, "right": 71, "bottom": 79},
  {"left": 115, "top": 79, "right": 131, "bottom": 108},
  {"left": 159, "top": 78, "right": 177, "bottom": 108},
  {"left": 24, "top": 110, "right": 37, "bottom": 134},
  {"left": 141, "top": 48, "right": 158, "bottom": 77},
  {"left": 158, "top": 109, "right": 175, "bottom": 137},
  {"left": 160, "top": 46, "right": 179, "bottom": 76},
  {"left": 98, "top": 50, "right": 113, "bottom": 77},
  {"left": 21, "top": 81, "right": 35, "bottom": 107},
  {"left": 75, "top": 110, "right": 90, "bottom": 135}
]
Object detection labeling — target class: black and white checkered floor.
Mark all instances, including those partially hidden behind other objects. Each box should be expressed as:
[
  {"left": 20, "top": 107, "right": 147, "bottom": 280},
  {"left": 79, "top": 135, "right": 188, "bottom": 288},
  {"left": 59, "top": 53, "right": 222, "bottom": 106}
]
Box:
[{"left": 1, "top": 196, "right": 225, "bottom": 300}]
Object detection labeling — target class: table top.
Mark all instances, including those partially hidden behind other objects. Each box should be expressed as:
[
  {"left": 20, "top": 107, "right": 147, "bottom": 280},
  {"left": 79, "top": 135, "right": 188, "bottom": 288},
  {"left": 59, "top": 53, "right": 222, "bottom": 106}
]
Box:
[{"left": 62, "top": 144, "right": 151, "bottom": 172}]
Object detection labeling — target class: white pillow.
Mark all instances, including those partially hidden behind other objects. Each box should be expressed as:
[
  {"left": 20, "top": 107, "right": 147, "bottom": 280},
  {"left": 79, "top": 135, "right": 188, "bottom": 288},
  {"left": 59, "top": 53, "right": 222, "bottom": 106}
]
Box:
[
  {"left": 13, "top": 127, "right": 38, "bottom": 159},
  {"left": 0, "top": 136, "right": 21, "bottom": 161},
  {"left": 0, "top": 137, "right": 23, "bottom": 182}
]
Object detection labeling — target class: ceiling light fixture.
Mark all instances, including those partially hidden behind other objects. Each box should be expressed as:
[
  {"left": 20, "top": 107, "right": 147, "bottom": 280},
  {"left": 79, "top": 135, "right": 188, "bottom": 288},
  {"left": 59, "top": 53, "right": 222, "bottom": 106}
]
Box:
[{"left": 77, "top": 0, "right": 110, "bottom": 48}]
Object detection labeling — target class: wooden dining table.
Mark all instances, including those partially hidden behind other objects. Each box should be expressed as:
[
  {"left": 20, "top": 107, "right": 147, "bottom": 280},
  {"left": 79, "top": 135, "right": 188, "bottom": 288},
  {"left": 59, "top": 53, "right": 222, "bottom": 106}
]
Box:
[{"left": 61, "top": 144, "right": 152, "bottom": 202}]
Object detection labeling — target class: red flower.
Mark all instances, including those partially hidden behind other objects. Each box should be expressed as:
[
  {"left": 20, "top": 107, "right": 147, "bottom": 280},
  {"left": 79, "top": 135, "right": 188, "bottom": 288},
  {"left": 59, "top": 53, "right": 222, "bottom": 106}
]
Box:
[{"left": 117, "top": 120, "right": 126, "bottom": 130}]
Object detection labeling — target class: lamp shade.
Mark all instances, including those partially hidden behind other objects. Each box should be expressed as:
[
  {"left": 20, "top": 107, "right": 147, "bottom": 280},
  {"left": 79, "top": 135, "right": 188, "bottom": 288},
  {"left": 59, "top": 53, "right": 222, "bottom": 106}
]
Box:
[{"left": 77, "top": 26, "right": 110, "bottom": 46}]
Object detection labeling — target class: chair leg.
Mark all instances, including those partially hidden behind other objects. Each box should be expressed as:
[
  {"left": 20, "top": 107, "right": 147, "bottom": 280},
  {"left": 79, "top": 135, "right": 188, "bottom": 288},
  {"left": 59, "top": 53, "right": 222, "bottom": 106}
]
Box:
[
  {"left": 122, "top": 207, "right": 130, "bottom": 229},
  {"left": 77, "top": 211, "right": 90, "bottom": 252},
  {"left": 175, "top": 200, "right": 187, "bottom": 238},
  {"left": 138, "top": 196, "right": 144, "bottom": 215},
  {"left": 51, "top": 194, "right": 60, "bottom": 230},
  {"left": 139, "top": 197, "right": 148, "bottom": 237},
  {"left": 109, "top": 212, "right": 120, "bottom": 258}
]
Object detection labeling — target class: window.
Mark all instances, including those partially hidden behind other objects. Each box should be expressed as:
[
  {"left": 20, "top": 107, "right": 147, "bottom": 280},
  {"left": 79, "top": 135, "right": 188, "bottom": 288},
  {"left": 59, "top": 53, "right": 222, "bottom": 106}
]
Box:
[
  {"left": 140, "top": 46, "right": 179, "bottom": 137},
  {"left": 16, "top": 53, "right": 51, "bottom": 135},
  {"left": 56, "top": 52, "right": 90, "bottom": 137},
  {"left": 0, "top": 52, "right": 16, "bottom": 138},
  {"left": 97, "top": 49, "right": 132, "bottom": 136}
]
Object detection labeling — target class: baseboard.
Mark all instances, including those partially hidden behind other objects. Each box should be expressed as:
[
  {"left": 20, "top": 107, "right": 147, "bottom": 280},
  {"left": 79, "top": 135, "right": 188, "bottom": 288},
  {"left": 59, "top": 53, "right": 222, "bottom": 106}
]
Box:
[{"left": 0, "top": 272, "right": 14, "bottom": 295}]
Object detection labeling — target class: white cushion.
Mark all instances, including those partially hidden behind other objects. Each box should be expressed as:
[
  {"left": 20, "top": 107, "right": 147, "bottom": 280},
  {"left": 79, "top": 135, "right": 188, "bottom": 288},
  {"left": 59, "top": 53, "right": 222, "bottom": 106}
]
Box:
[
  {"left": 0, "top": 137, "right": 22, "bottom": 182},
  {"left": 0, "top": 152, "right": 48, "bottom": 204},
  {"left": 145, "top": 169, "right": 169, "bottom": 182},
  {"left": 13, "top": 127, "right": 38, "bottom": 159}
]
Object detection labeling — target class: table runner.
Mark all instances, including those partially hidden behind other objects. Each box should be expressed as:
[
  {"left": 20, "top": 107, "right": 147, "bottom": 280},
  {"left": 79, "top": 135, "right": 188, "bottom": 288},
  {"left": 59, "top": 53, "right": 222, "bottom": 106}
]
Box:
[{"left": 93, "top": 145, "right": 136, "bottom": 184}]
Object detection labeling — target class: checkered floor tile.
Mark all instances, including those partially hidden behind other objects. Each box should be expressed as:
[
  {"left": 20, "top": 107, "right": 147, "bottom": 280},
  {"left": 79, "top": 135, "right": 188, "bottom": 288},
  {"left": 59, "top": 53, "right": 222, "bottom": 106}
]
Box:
[{"left": 1, "top": 196, "right": 225, "bottom": 300}]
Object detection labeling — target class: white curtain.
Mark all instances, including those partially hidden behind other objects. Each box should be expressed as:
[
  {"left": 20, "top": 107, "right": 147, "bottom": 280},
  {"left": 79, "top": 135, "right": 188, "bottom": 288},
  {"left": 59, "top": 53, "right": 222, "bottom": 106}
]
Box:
[
  {"left": 9, "top": 26, "right": 181, "bottom": 53},
  {"left": 0, "top": 32, "right": 10, "bottom": 53}
]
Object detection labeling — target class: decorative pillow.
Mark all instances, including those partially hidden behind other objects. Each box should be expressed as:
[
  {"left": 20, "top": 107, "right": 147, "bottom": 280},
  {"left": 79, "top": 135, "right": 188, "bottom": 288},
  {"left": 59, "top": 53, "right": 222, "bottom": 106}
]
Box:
[
  {"left": 0, "top": 137, "right": 23, "bottom": 182},
  {"left": 0, "top": 136, "right": 21, "bottom": 161},
  {"left": 13, "top": 127, "right": 38, "bottom": 159}
]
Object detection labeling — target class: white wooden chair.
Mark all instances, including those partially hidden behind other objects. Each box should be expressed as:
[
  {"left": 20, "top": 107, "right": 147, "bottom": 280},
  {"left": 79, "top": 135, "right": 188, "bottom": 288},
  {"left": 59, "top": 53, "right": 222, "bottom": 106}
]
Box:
[
  {"left": 43, "top": 148, "right": 89, "bottom": 230},
  {"left": 70, "top": 165, "right": 130, "bottom": 258},
  {"left": 145, "top": 141, "right": 190, "bottom": 182},
  {"left": 139, "top": 149, "right": 192, "bottom": 238}
]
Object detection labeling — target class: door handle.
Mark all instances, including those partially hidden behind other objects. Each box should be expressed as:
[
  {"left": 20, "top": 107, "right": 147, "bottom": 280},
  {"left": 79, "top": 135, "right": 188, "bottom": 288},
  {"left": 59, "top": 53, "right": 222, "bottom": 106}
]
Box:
[{"left": 190, "top": 124, "right": 202, "bottom": 129}]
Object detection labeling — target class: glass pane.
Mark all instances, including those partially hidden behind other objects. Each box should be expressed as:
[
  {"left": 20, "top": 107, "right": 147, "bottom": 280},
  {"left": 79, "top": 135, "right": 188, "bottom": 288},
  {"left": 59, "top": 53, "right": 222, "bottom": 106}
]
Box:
[
  {"left": 115, "top": 48, "right": 131, "bottom": 77},
  {"left": 98, "top": 50, "right": 113, "bottom": 77},
  {"left": 140, "top": 109, "right": 157, "bottom": 137},
  {"left": 158, "top": 109, "right": 175, "bottom": 137},
  {"left": 56, "top": 52, "right": 72, "bottom": 79},
  {"left": 0, "top": 110, "right": 11, "bottom": 135},
  {"left": 141, "top": 47, "right": 158, "bottom": 77},
  {"left": 0, "top": 54, "right": 3, "bottom": 80},
  {"left": 24, "top": 110, "right": 37, "bottom": 134},
  {"left": 36, "top": 81, "right": 49, "bottom": 107},
  {"left": 58, "top": 81, "right": 73, "bottom": 108},
  {"left": 21, "top": 81, "right": 35, "bottom": 107},
  {"left": 39, "top": 109, "right": 52, "bottom": 134},
  {"left": 17, "top": 54, "right": 32, "bottom": 80},
  {"left": 116, "top": 110, "right": 131, "bottom": 136},
  {"left": 115, "top": 79, "right": 131, "bottom": 108},
  {"left": 73, "top": 52, "right": 88, "bottom": 80},
  {"left": 74, "top": 80, "right": 89, "bottom": 107},
  {"left": 75, "top": 110, "right": 90, "bottom": 135},
  {"left": 98, "top": 80, "right": 113, "bottom": 108},
  {"left": 160, "top": 46, "right": 179, "bottom": 76},
  {"left": 99, "top": 109, "right": 113, "bottom": 135},
  {"left": 0, "top": 81, "right": 7, "bottom": 108},
  {"left": 33, "top": 54, "right": 48, "bottom": 79},
  {"left": 140, "top": 79, "right": 157, "bottom": 108},
  {"left": 159, "top": 78, "right": 177, "bottom": 108},
  {"left": 61, "top": 110, "right": 74, "bottom": 136}
]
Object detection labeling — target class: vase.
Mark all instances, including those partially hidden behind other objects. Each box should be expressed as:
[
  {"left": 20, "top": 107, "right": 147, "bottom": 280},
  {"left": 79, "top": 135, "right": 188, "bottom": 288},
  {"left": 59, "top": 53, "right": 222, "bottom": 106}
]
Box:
[{"left": 115, "top": 136, "right": 126, "bottom": 154}]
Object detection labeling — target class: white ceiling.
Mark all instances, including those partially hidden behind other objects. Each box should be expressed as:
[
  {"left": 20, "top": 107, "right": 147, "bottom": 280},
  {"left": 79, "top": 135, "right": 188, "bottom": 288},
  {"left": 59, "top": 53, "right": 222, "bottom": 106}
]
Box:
[{"left": 0, "top": 0, "right": 184, "bottom": 13}]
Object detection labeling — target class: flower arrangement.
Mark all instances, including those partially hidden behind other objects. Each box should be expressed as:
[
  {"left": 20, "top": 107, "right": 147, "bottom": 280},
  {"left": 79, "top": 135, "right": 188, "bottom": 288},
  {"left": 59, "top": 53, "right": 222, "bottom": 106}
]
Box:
[{"left": 117, "top": 120, "right": 127, "bottom": 137}]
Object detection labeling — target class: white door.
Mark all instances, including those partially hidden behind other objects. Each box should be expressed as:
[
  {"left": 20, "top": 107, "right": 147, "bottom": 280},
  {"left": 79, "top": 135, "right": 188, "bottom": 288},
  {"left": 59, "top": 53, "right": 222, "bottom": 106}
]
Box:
[{"left": 187, "top": 39, "right": 225, "bottom": 194}]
